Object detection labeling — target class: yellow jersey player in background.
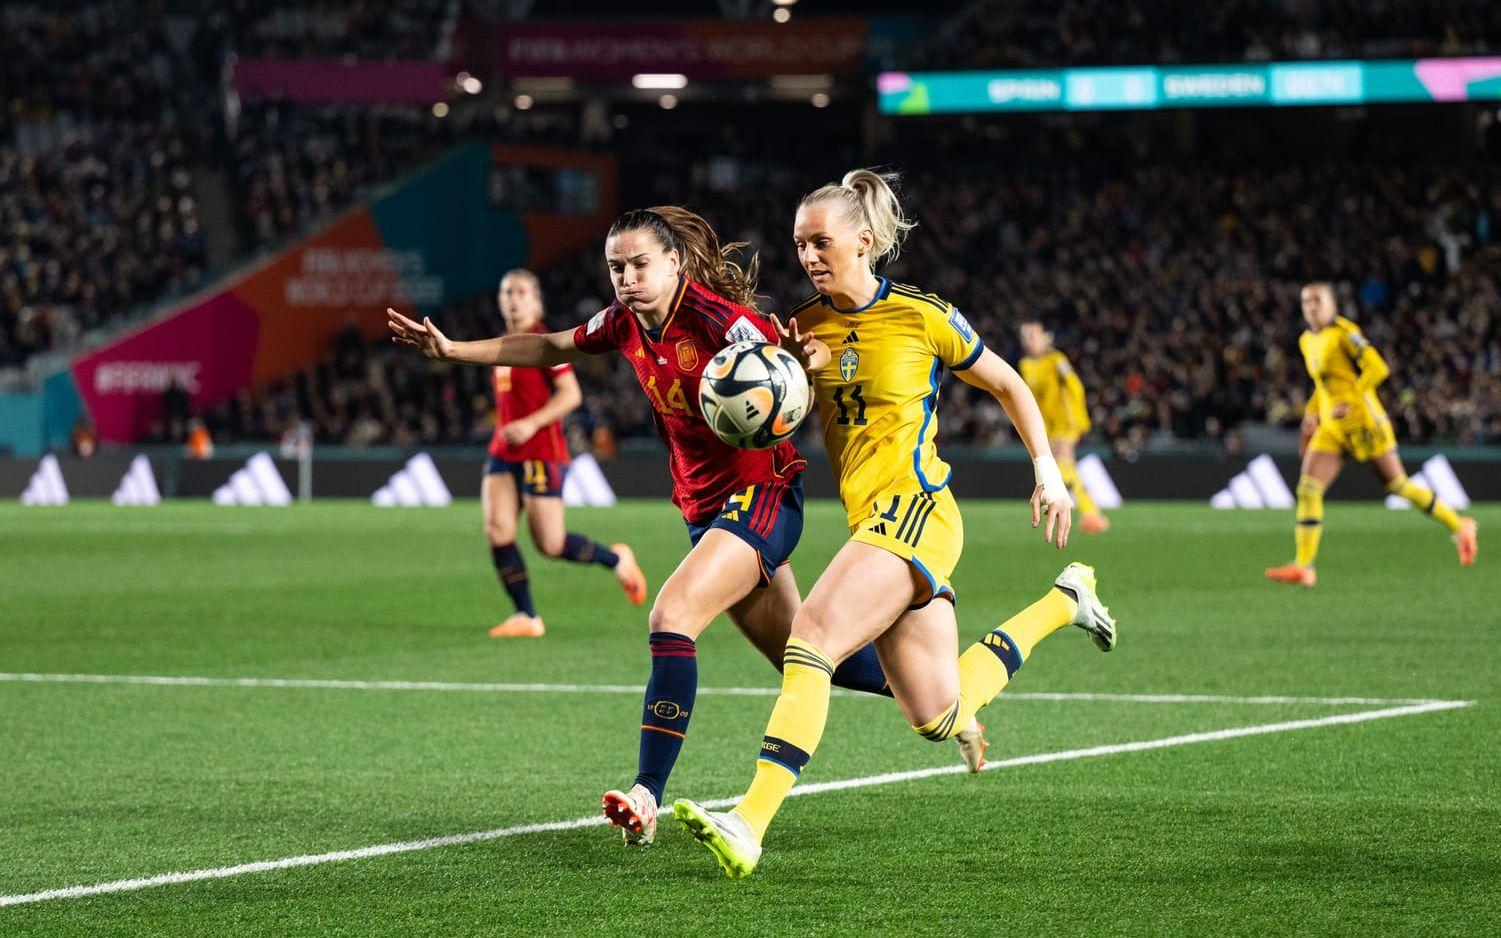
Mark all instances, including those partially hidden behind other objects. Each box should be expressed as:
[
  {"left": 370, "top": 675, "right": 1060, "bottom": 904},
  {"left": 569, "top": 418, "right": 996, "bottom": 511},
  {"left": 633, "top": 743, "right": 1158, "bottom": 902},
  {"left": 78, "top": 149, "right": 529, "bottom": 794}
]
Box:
[
  {"left": 672, "top": 168, "right": 1116, "bottom": 878},
  {"left": 1266, "top": 282, "right": 1477, "bottom": 587},
  {"left": 1019, "top": 322, "right": 1108, "bottom": 534}
]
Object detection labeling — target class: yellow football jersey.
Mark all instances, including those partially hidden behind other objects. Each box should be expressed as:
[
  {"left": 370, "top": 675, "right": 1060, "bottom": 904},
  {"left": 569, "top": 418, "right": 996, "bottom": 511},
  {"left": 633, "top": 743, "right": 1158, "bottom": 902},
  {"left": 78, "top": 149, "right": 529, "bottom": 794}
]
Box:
[
  {"left": 1019, "top": 349, "right": 1090, "bottom": 440},
  {"left": 789, "top": 278, "right": 983, "bottom": 525},
  {"left": 1299, "top": 315, "right": 1390, "bottom": 423}
]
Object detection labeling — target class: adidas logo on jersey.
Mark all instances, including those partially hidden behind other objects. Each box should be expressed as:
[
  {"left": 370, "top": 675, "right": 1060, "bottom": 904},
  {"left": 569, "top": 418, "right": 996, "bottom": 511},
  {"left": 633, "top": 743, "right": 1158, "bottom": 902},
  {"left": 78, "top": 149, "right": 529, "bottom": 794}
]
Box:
[
  {"left": 842, "top": 330, "right": 859, "bottom": 345},
  {"left": 869, "top": 522, "right": 887, "bottom": 536}
]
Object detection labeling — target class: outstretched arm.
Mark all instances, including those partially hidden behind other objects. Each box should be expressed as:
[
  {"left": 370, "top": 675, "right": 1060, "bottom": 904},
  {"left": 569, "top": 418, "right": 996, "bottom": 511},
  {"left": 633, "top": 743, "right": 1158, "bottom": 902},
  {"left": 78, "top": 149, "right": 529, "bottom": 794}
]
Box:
[
  {"left": 955, "top": 347, "right": 1071, "bottom": 548},
  {"left": 388, "top": 308, "right": 583, "bottom": 367}
]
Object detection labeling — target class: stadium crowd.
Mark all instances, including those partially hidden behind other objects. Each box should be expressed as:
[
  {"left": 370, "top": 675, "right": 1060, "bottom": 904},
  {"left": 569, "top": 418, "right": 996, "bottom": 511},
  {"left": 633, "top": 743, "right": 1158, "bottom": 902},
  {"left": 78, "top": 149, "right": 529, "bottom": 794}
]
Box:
[
  {"left": 4, "top": 0, "right": 1499, "bottom": 449},
  {"left": 899, "top": 0, "right": 1501, "bottom": 71},
  {"left": 206, "top": 157, "right": 1501, "bottom": 451}
]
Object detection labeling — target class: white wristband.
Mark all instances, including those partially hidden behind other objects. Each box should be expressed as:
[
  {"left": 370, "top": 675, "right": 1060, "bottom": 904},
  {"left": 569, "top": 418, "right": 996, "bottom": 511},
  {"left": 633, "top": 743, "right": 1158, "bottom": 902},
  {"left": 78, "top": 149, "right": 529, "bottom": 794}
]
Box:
[{"left": 1033, "top": 454, "right": 1068, "bottom": 504}]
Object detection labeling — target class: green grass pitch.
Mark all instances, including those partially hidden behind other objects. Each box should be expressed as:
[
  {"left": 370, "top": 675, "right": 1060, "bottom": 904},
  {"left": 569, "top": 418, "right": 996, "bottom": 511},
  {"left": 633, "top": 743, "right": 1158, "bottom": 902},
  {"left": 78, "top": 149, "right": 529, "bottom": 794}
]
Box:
[{"left": 2, "top": 500, "right": 1498, "bottom": 935}]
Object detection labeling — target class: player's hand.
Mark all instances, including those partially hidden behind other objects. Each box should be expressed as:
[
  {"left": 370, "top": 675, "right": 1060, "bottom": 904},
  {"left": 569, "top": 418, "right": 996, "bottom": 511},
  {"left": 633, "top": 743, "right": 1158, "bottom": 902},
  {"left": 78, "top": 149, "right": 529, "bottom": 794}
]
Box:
[
  {"left": 388, "top": 308, "right": 454, "bottom": 361},
  {"left": 1031, "top": 484, "right": 1073, "bottom": 549},
  {"left": 500, "top": 418, "right": 537, "bottom": 446},
  {"left": 770, "top": 315, "right": 831, "bottom": 372}
]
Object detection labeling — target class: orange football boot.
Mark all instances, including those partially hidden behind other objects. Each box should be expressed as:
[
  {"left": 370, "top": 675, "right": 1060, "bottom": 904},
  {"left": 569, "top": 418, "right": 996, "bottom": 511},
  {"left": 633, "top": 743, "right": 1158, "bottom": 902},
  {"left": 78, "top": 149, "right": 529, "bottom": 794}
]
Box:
[
  {"left": 1455, "top": 517, "right": 1478, "bottom": 567},
  {"left": 611, "top": 542, "right": 649, "bottom": 606},
  {"left": 490, "top": 614, "right": 545, "bottom": 638},
  {"left": 1264, "top": 564, "right": 1317, "bottom": 587},
  {"left": 1081, "top": 514, "right": 1111, "bottom": 535}
]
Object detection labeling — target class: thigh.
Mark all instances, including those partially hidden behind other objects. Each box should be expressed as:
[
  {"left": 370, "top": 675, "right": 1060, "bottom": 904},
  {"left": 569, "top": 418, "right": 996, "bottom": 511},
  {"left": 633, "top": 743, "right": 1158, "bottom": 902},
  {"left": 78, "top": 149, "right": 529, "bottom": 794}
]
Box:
[
  {"left": 1299, "top": 447, "right": 1343, "bottom": 488},
  {"left": 874, "top": 601, "right": 961, "bottom": 727},
  {"left": 726, "top": 564, "right": 802, "bottom": 668},
  {"left": 481, "top": 468, "right": 520, "bottom": 536},
  {"left": 522, "top": 494, "right": 566, "bottom": 552},
  {"left": 794, "top": 540, "right": 920, "bottom": 664},
  {"left": 650, "top": 528, "right": 765, "bottom": 640},
  {"left": 1051, "top": 435, "right": 1076, "bottom": 461},
  {"left": 1367, "top": 448, "right": 1406, "bottom": 485}
]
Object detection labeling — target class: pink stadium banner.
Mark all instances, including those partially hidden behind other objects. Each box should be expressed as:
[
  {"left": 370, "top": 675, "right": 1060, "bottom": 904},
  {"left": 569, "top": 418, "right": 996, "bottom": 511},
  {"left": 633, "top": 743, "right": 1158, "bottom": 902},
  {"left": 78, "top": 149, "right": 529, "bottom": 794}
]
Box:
[
  {"left": 233, "top": 59, "right": 448, "bottom": 104},
  {"left": 455, "top": 19, "right": 870, "bottom": 80}
]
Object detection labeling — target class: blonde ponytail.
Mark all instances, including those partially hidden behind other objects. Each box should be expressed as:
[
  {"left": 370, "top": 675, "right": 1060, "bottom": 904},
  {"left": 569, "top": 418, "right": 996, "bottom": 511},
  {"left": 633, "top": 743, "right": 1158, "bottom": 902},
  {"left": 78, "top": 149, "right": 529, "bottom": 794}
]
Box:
[{"left": 800, "top": 168, "right": 916, "bottom": 269}]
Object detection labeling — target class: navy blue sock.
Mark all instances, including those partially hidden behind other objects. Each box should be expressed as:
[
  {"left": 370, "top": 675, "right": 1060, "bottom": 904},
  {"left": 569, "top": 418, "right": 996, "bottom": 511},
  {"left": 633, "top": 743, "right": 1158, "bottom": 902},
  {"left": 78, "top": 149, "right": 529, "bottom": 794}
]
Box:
[
  {"left": 831, "top": 643, "right": 893, "bottom": 697},
  {"left": 561, "top": 533, "right": 618, "bottom": 569},
  {"left": 490, "top": 543, "right": 536, "bottom": 617},
  {"left": 634, "top": 632, "right": 697, "bottom": 803}
]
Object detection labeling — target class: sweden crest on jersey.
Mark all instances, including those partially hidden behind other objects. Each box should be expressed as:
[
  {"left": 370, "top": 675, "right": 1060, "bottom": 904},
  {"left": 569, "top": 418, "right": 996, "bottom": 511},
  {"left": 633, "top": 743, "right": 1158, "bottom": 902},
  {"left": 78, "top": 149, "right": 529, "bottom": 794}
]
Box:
[{"left": 839, "top": 346, "right": 859, "bottom": 382}]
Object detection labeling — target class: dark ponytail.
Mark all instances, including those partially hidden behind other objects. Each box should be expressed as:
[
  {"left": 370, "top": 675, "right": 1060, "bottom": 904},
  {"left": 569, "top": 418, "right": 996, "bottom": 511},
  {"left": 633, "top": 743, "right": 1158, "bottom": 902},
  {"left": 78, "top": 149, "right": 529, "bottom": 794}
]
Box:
[{"left": 608, "top": 206, "right": 761, "bottom": 310}]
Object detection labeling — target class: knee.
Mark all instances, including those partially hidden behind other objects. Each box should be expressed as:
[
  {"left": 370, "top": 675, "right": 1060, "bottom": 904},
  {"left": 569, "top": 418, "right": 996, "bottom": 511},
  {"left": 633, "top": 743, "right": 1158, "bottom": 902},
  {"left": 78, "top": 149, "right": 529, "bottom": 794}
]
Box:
[
  {"left": 788, "top": 606, "right": 838, "bottom": 657},
  {"left": 911, "top": 700, "right": 963, "bottom": 742},
  {"left": 533, "top": 531, "right": 565, "bottom": 558},
  {"left": 647, "top": 591, "right": 708, "bottom": 637},
  {"left": 485, "top": 519, "right": 517, "bottom": 546}
]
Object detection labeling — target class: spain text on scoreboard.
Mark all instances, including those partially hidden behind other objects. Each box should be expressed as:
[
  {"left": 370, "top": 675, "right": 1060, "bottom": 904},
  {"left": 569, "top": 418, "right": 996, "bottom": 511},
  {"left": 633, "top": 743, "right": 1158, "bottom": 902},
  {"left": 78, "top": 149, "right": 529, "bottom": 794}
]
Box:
[{"left": 878, "top": 57, "right": 1501, "bottom": 115}]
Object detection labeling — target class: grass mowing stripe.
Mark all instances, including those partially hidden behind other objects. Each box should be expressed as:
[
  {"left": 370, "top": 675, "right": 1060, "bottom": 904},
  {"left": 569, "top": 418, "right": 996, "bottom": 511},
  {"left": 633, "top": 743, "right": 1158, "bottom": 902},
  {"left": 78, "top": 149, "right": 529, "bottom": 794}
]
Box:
[
  {"left": 0, "top": 673, "right": 1459, "bottom": 707},
  {"left": 0, "top": 698, "right": 1471, "bottom": 909}
]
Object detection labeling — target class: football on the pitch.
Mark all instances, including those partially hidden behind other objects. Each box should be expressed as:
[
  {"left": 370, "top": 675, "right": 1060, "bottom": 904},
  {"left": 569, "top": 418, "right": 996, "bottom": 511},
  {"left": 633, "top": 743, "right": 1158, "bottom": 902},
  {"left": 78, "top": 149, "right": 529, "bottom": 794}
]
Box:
[{"left": 698, "top": 341, "right": 811, "bottom": 449}]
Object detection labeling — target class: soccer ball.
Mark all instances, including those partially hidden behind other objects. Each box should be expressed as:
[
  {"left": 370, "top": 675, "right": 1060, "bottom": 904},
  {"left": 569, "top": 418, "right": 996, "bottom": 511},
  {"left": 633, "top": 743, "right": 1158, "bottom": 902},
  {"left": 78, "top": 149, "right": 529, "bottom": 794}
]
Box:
[{"left": 698, "top": 341, "right": 811, "bottom": 449}]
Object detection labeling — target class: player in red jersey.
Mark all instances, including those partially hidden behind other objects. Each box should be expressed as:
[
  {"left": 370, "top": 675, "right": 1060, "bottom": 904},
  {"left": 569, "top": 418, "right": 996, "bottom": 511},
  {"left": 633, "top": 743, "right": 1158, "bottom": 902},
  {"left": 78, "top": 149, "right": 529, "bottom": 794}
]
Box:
[
  {"left": 483, "top": 269, "right": 648, "bottom": 639},
  {"left": 389, "top": 206, "right": 903, "bottom": 847}
]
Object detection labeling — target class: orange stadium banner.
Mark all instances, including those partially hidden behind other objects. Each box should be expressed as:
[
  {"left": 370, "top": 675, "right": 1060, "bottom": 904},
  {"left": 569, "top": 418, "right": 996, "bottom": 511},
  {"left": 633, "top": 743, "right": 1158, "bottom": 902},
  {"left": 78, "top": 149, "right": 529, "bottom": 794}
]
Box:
[{"left": 70, "top": 144, "right": 617, "bottom": 443}]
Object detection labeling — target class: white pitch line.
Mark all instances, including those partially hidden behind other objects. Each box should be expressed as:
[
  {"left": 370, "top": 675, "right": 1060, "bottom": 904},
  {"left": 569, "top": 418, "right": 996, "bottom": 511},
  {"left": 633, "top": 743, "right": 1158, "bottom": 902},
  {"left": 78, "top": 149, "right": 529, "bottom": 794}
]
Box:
[
  {"left": 0, "top": 673, "right": 1454, "bottom": 708},
  {"left": 0, "top": 698, "right": 1471, "bottom": 909}
]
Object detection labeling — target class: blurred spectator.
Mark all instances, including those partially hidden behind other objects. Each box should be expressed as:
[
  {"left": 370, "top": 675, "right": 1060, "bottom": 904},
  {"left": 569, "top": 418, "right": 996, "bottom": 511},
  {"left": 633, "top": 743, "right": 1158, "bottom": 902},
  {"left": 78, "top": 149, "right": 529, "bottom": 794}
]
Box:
[{"left": 70, "top": 417, "right": 98, "bottom": 458}]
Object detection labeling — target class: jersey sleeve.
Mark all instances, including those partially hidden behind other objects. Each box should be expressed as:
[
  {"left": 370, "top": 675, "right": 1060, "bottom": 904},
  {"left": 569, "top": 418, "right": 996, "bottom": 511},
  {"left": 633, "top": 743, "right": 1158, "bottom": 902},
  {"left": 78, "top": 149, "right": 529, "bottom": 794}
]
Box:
[
  {"left": 719, "top": 308, "right": 776, "bottom": 345},
  {"left": 571, "top": 306, "right": 620, "bottom": 355},
  {"left": 1338, "top": 321, "right": 1372, "bottom": 360},
  {"left": 921, "top": 303, "right": 984, "bottom": 371}
]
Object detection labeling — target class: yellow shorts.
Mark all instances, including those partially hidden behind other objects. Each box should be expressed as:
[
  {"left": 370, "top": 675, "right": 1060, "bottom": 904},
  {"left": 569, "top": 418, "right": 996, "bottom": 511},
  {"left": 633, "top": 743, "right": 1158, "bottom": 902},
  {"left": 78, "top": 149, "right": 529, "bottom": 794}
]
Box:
[
  {"left": 850, "top": 487, "right": 964, "bottom": 608},
  {"left": 1309, "top": 413, "right": 1396, "bottom": 462},
  {"left": 1042, "top": 416, "right": 1081, "bottom": 445}
]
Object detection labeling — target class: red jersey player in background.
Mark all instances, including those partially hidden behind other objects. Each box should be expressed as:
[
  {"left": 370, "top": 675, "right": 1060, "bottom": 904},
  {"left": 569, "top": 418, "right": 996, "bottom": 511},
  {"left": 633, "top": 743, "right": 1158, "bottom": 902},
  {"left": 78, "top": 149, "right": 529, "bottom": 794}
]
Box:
[
  {"left": 389, "top": 206, "right": 914, "bottom": 849},
  {"left": 483, "top": 269, "right": 647, "bottom": 639}
]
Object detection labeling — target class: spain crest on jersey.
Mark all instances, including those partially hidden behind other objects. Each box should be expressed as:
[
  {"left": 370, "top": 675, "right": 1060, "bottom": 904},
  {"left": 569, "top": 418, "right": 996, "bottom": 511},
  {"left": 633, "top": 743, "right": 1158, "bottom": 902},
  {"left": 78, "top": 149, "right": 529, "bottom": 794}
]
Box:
[
  {"left": 676, "top": 339, "right": 699, "bottom": 372},
  {"left": 839, "top": 346, "right": 859, "bottom": 383}
]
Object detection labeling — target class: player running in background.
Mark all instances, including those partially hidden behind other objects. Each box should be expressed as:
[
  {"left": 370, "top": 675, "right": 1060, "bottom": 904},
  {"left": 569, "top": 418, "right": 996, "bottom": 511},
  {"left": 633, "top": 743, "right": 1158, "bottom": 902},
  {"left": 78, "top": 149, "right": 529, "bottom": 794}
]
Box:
[
  {"left": 1266, "top": 282, "right": 1477, "bottom": 586},
  {"left": 673, "top": 169, "right": 1116, "bottom": 878},
  {"left": 1019, "top": 321, "right": 1108, "bottom": 534},
  {"left": 482, "top": 269, "right": 647, "bottom": 639},
  {"left": 388, "top": 206, "right": 956, "bottom": 848}
]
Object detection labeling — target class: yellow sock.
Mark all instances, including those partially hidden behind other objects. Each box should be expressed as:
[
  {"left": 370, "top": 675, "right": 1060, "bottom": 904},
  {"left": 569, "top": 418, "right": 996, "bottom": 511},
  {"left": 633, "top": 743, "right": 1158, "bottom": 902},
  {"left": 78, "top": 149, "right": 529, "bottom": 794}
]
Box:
[
  {"left": 920, "top": 589, "right": 1076, "bottom": 740},
  {"left": 1060, "top": 457, "right": 1100, "bottom": 516},
  {"left": 1386, "top": 475, "right": 1461, "bottom": 533},
  {"left": 1294, "top": 475, "right": 1325, "bottom": 567},
  {"left": 732, "top": 638, "right": 833, "bottom": 842}
]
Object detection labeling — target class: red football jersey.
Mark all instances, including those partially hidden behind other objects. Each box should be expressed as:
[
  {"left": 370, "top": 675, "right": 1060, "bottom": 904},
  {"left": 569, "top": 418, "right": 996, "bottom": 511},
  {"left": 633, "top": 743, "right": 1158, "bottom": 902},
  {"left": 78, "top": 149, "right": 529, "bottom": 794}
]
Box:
[
  {"left": 488, "top": 333, "right": 572, "bottom": 462},
  {"left": 572, "top": 277, "right": 805, "bottom": 523}
]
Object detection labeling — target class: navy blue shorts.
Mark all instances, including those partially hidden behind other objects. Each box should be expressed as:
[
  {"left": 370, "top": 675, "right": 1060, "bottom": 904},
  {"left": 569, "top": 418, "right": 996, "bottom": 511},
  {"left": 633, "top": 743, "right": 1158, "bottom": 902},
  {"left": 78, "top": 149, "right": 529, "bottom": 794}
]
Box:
[
  {"left": 484, "top": 457, "right": 566, "bottom": 498},
  {"left": 686, "top": 476, "right": 804, "bottom": 586}
]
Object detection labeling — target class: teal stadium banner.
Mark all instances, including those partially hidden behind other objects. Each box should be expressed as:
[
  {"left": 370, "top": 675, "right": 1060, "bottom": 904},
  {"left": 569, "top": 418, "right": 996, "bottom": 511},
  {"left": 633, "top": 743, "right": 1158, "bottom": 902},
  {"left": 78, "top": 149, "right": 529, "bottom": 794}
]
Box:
[{"left": 878, "top": 57, "right": 1501, "bottom": 115}]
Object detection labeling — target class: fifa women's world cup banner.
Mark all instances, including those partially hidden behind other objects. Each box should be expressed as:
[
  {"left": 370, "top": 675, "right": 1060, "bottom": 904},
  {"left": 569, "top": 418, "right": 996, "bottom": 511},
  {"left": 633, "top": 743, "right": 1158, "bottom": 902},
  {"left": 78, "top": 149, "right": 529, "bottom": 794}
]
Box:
[
  {"left": 453, "top": 18, "right": 871, "bottom": 80},
  {"left": 70, "top": 144, "right": 617, "bottom": 443}
]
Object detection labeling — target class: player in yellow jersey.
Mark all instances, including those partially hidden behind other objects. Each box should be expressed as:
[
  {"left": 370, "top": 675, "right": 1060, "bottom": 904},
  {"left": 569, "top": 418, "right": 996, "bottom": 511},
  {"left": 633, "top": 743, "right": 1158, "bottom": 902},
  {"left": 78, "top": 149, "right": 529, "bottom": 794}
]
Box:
[
  {"left": 672, "top": 169, "right": 1117, "bottom": 878},
  {"left": 1019, "top": 322, "right": 1108, "bottom": 534},
  {"left": 1266, "top": 282, "right": 1478, "bottom": 587}
]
